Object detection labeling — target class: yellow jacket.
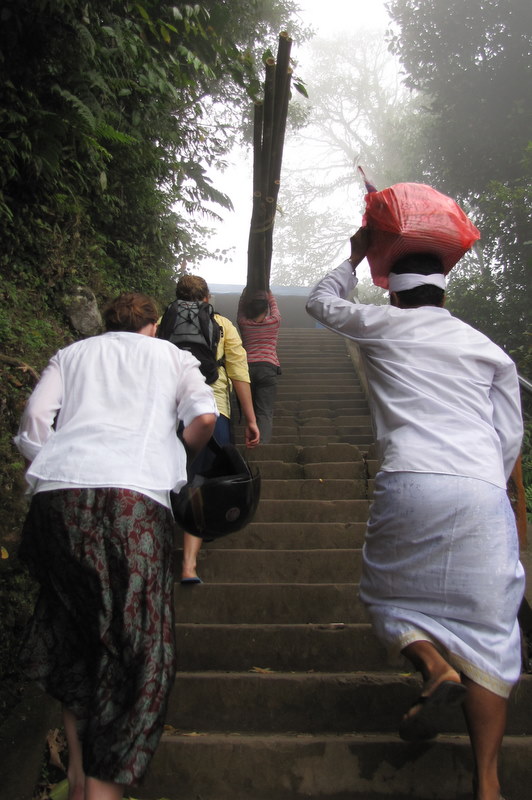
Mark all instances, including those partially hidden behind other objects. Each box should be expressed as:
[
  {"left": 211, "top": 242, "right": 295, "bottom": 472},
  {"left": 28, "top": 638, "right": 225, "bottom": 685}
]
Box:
[{"left": 212, "top": 314, "right": 251, "bottom": 418}]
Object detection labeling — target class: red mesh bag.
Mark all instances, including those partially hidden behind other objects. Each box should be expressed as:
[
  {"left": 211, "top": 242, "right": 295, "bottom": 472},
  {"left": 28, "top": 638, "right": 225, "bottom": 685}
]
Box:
[{"left": 362, "top": 182, "right": 481, "bottom": 289}]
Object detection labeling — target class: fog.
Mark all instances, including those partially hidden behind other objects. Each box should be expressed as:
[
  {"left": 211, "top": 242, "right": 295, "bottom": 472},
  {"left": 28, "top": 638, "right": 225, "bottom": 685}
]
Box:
[{"left": 199, "top": 0, "right": 393, "bottom": 289}]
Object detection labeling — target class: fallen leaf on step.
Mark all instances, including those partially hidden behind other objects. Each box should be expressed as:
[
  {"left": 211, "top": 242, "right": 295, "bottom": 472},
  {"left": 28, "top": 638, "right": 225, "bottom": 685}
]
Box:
[
  {"left": 46, "top": 728, "right": 66, "bottom": 772},
  {"left": 163, "top": 724, "right": 180, "bottom": 734},
  {"left": 182, "top": 731, "right": 207, "bottom": 737},
  {"left": 250, "top": 666, "right": 274, "bottom": 673},
  {"left": 48, "top": 779, "right": 69, "bottom": 800}
]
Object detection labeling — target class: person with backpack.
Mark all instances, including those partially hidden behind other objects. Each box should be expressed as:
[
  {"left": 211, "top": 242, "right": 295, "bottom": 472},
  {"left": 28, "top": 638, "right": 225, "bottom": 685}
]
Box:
[{"left": 158, "top": 274, "right": 260, "bottom": 583}]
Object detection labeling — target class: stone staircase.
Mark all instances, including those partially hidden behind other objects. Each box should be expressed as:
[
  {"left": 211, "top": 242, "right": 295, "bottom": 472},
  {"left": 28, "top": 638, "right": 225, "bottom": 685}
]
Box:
[{"left": 140, "top": 327, "right": 532, "bottom": 800}]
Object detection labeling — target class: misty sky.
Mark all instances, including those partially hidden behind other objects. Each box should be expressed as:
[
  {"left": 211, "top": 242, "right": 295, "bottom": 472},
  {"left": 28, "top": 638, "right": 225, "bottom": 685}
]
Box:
[{"left": 199, "top": 0, "right": 391, "bottom": 287}]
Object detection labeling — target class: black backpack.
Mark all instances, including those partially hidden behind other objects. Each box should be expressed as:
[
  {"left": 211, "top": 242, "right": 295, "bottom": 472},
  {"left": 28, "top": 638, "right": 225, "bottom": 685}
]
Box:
[{"left": 158, "top": 300, "right": 224, "bottom": 384}]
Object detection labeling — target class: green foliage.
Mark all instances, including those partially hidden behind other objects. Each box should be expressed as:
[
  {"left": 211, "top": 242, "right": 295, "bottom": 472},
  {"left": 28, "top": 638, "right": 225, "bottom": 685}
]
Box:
[{"left": 387, "top": 0, "right": 532, "bottom": 361}]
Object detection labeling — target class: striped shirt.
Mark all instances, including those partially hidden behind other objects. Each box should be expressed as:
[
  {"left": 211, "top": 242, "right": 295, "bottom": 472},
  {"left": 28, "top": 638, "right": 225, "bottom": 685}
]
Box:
[{"left": 237, "top": 292, "right": 281, "bottom": 367}]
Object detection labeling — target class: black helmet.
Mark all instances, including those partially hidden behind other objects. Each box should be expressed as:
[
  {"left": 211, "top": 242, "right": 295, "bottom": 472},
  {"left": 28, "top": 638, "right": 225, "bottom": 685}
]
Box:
[{"left": 171, "top": 438, "right": 261, "bottom": 539}]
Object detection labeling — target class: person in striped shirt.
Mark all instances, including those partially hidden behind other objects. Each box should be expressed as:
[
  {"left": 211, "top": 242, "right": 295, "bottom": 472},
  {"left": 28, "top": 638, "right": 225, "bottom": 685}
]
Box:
[{"left": 237, "top": 289, "right": 281, "bottom": 444}]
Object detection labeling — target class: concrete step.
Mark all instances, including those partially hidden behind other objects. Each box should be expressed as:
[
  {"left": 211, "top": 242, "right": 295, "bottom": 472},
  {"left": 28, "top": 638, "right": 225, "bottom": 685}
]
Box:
[
  {"left": 206, "top": 522, "right": 367, "bottom": 550},
  {"left": 259, "top": 479, "right": 368, "bottom": 500},
  {"left": 277, "top": 374, "right": 361, "bottom": 385},
  {"left": 173, "top": 583, "right": 369, "bottom": 624},
  {"left": 275, "top": 400, "right": 369, "bottom": 412},
  {"left": 240, "top": 460, "right": 367, "bottom": 479},
  {"left": 276, "top": 387, "right": 366, "bottom": 397},
  {"left": 279, "top": 363, "right": 356, "bottom": 373},
  {"left": 165, "top": 671, "right": 532, "bottom": 736},
  {"left": 268, "top": 434, "right": 374, "bottom": 448},
  {"left": 174, "top": 622, "right": 387, "bottom": 672},
  {"left": 176, "top": 548, "right": 363, "bottom": 584},
  {"left": 265, "top": 415, "right": 372, "bottom": 427},
  {"left": 300, "top": 443, "right": 364, "bottom": 462},
  {"left": 236, "top": 421, "right": 373, "bottom": 436},
  {"left": 136, "top": 732, "right": 532, "bottom": 800},
  {"left": 253, "top": 499, "right": 370, "bottom": 523}
]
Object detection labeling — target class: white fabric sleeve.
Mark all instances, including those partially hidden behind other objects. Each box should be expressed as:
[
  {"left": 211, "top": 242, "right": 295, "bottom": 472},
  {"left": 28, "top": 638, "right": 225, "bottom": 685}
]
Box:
[
  {"left": 489, "top": 359, "right": 524, "bottom": 481},
  {"left": 174, "top": 349, "right": 219, "bottom": 427},
  {"left": 13, "top": 354, "right": 63, "bottom": 462},
  {"left": 306, "top": 260, "right": 364, "bottom": 336}
]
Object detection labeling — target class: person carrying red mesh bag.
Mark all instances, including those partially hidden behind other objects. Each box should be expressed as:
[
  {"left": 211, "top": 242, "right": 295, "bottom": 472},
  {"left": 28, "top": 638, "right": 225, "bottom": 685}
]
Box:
[{"left": 305, "top": 217, "right": 523, "bottom": 800}]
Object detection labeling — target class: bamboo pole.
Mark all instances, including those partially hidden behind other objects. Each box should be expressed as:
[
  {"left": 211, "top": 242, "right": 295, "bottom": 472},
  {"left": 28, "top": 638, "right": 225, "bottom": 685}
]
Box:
[
  {"left": 264, "top": 57, "right": 292, "bottom": 283},
  {"left": 247, "top": 33, "right": 293, "bottom": 293},
  {"left": 247, "top": 102, "right": 266, "bottom": 292},
  {"left": 260, "top": 58, "right": 276, "bottom": 205}
]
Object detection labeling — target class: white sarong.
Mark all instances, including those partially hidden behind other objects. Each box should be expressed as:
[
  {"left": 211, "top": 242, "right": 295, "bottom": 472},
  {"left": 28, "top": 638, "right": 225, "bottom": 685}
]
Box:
[{"left": 360, "top": 471, "right": 525, "bottom": 697}]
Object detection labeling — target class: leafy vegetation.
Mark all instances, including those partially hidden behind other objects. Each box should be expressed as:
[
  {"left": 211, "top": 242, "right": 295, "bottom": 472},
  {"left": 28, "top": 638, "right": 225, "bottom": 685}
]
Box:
[{"left": 387, "top": 0, "right": 532, "bottom": 361}]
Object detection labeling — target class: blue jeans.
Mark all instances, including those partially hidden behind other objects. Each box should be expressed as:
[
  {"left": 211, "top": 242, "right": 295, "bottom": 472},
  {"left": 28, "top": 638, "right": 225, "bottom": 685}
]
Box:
[{"left": 249, "top": 362, "right": 279, "bottom": 444}]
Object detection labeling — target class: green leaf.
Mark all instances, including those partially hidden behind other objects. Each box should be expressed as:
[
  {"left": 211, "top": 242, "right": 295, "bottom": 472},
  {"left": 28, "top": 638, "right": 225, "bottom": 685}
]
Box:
[
  {"left": 49, "top": 779, "right": 69, "bottom": 800},
  {"left": 135, "top": 4, "right": 151, "bottom": 22},
  {"left": 294, "top": 80, "right": 309, "bottom": 99}
]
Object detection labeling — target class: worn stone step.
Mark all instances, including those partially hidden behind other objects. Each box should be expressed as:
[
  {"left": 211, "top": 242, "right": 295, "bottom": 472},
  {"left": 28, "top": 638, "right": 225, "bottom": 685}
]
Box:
[
  {"left": 206, "top": 522, "right": 367, "bottom": 550},
  {"left": 136, "top": 732, "right": 532, "bottom": 800},
  {"left": 299, "top": 443, "right": 364, "bottom": 462},
  {"left": 174, "top": 623, "right": 387, "bottom": 672},
  {"left": 243, "top": 461, "right": 368, "bottom": 480},
  {"left": 253, "top": 499, "right": 369, "bottom": 523},
  {"left": 266, "top": 415, "right": 372, "bottom": 427},
  {"left": 176, "top": 548, "right": 363, "bottom": 584},
  {"left": 276, "top": 387, "right": 366, "bottom": 397},
  {"left": 279, "top": 363, "right": 356, "bottom": 373},
  {"left": 275, "top": 400, "right": 369, "bottom": 412},
  {"left": 278, "top": 375, "right": 360, "bottom": 386},
  {"left": 239, "top": 460, "right": 367, "bottom": 480},
  {"left": 259, "top": 479, "right": 367, "bottom": 500},
  {"left": 299, "top": 415, "right": 372, "bottom": 427},
  {"left": 263, "top": 427, "right": 374, "bottom": 440},
  {"left": 237, "top": 420, "right": 373, "bottom": 436},
  {"left": 164, "top": 672, "right": 532, "bottom": 736},
  {"left": 173, "top": 583, "right": 369, "bottom": 624},
  {"left": 268, "top": 434, "right": 374, "bottom": 448},
  {"left": 244, "top": 442, "right": 365, "bottom": 465}
]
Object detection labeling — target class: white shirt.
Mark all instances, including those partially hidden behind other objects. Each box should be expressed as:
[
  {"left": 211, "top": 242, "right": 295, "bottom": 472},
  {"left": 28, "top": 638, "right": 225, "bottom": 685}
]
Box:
[
  {"left": 306, "top": 260, "right": 523, "bottom": 489},
  {"left": 14, "top": 331, "right": 218, "bottom": 503}
]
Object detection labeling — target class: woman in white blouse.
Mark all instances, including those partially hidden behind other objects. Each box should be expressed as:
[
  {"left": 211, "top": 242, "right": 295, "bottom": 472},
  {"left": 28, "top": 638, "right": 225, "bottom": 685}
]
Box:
[{"left": 14, "top": 293, "right": 217, "bottom": 800}]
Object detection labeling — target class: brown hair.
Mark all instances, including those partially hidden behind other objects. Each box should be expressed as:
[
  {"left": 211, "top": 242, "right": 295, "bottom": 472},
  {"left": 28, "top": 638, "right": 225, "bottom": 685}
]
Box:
[
  {"left": 175, "top": 274, "right": 210, "bottom": 302},
  {"left": 244, "top": 298, "right": 269, "bottom": 320},
  {"left": 103, "top": 293, "right": 159, "bottom": 332}
]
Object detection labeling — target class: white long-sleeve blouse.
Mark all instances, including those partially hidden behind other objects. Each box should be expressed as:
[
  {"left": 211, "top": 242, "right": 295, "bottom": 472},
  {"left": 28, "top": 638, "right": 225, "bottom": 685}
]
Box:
[
  {"left": 306, "top": 260, "right": 523, "bottom": 489},
  {"left": 14, "top": 331, "right": 218, "bottom": 503}
]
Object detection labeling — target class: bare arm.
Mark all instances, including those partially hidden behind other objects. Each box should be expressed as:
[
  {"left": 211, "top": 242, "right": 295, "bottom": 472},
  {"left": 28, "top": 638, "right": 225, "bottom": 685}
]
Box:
[
  {"left": 182, "top": 413, "right": 217, "bottom": 461},
  {"left": 349, "top": 226, "right": 370, "bottom": 270},
  {"left": 231, "top": 379, "right": 260, "bottom": 448}
]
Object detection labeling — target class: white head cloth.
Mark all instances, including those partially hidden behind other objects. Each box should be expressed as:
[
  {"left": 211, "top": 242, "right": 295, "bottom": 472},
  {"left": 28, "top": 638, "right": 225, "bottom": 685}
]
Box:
[{"left": 388, "top": 272, "right": 446, "bottom": 292}]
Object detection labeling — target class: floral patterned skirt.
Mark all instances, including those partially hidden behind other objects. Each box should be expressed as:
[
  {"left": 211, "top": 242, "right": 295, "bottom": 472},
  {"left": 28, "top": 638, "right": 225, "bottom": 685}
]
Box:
[{"left": 18, "top": 488, "right": 177, "bottom": 785}]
